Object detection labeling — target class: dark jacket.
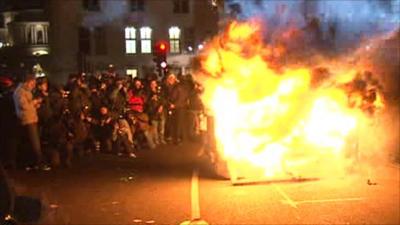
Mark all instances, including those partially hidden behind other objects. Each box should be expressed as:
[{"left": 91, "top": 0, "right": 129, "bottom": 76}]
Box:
[
  {"left": 0, "top": 164, "right": 14, "bottom": 221},
  {"left": 145, "top": 89, "right": 165, "bottom": 121},
  {"left": 168, "top": 82, "right": 190, "bottom": 109},
  {"left": 109, "top": 87, "right": 127, "bottom": 116},
  {"left": 69, "top": 84, "right": 91, "bottom": 116},
  {"left": 35, "top": 90, "right": 52, "bottom": 124},
  {"left": 0, "top": 90, "right": 19, "bottom": 135}
]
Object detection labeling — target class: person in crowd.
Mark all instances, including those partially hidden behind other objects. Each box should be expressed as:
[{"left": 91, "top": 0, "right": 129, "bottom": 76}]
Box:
[
  {"left": 112, "top": 117, "right": 136, "bottom": 158},
  {"left": 0, "top": 162, "right": 15, "bottom": 223},
  {"left": 48, "top": 84, "right": 68, "bottom": 118},
  {"left": 145, "top": 79, "right": 167, "bottom": 145},
  {"left": 88, "top": 82, "right": 103, "bottom": 120},
  {"left": 0, "top": 77, "right": 19, "bottom": 169},
  {"left": 132, "top": 109, "right": 157, "bottom": 150},
  {"left": 47, "top": 109, "right": 74, "bottom": 168},
  {"left": 68, "top": 75, "right": 91, "bottom": 117},
  {"left": 35, "top": 78, "right": 53, "bottom": 151},
  {"left": 13, "top": 74, "right": 50, "bottom": 171},
  {"left": 69, "top": 110, "right": 91, "bottom": 157},
  {"left": 88, "top": 82, "right": 107, "bottom": 151},
  {"left": 109, "top": 78, "right": 127, "bottom": 118},
  {"left": 187, "top": 76, "right": 205, "bottom": 141},
  {"left": 96, "top": 107, "right": 114, "bottom": 153},
  {"left": 128, "top": 78, "right": 146, "bottom": 113},
  {"left": 165, "top": 73, "right": 190, "bottom": 145},
  {"left": 163, "top": 74, "right": 177, "bottom": 143}
]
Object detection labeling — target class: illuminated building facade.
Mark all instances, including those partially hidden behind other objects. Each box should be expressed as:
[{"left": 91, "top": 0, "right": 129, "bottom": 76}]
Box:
[
  {"left": 47, "top": 0, "right": 219, "bottom": 82},
  {"left": 1, "top": 0, "right": 219, "bottom": 82},
  {"left": 0, "top": 0, "right": 50, "bottom": 76}
]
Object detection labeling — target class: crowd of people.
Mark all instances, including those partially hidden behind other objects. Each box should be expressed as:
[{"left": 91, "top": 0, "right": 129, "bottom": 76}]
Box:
[{"left": 0, "top": 71, "right": 206, "bottom": 171}]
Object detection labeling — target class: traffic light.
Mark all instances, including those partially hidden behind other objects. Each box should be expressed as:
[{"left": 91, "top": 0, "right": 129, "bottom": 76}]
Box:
[{"left": 153, "top": 41, "right": 168, "bottom": 77}]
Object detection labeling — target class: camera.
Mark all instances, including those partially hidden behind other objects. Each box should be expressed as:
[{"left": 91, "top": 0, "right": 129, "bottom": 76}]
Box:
[{"left": 62, "top": 91, "right": 70, "bottom": 98}]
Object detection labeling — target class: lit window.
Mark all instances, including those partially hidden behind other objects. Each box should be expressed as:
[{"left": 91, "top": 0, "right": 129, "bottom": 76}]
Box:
[
  {"left": 125, "top": 27, "right": 136, "bottom": 54},
  {"left": 126, "top": 69, "right": 138, "bottom": 78},
  {"left": 169, "top": 26, "right": 181, "bottom": 53},
  {"left": 140, "top": 27, "right": 152, "bottom": 53}
]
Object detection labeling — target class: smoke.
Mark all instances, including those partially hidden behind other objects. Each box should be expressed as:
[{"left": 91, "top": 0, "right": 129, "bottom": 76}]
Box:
[
  {"left": 226, "top": 0, "right": 400, "bottom": 50},
  {"left": 81, "top": 1, "right": 129, "bottom": 27},
  {"left": 353, "top": 30, "right": 400, "bottom": 167}
]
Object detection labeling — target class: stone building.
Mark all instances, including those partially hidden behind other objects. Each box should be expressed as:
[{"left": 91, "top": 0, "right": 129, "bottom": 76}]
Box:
[
  {"left": 0, "top": 0, "right": 49, "bottom": 76},
  {"left": 1, "top": 0, "right": 219, "bottom": 82},
  {"left": 47, "top": 0, "right": 219, "bottom": 83}
]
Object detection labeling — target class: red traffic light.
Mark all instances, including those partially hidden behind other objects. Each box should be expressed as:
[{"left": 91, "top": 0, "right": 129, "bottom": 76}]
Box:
[
  {"left": 155, "top": 41, "right": 168, "bottom": 53},
  {"left": 159, "top": 43, "right": 166, "bottom": 51}
]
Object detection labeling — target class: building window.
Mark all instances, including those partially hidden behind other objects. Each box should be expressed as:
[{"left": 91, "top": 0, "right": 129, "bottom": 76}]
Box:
[
  {"left": 83, "top": 0, "right": 100, "bottom": 11},
  {"left": 125, "top": 26, "right": 136, "bottom": 54},
  {"left": 126, "top": 68, "right": 138, "bottom": 78},
  {"left": 37, "top": 30, "right": 44, "bottom": 44},
  {"left": 35, "top": 24, "right": 47, "bottom": 44},
  {"left": 26, "top": 26, "right": 34, "bottom": 44},
  {"left": 130, "top": 0, "right": 145, "bottom": 12},
  {"left": 173, "top": 0, "right": 189, "bottom": 13},
  {"left": 0, "top": 16, "right": 4, "bottom": 29},
  {"left": 184, "top": 27, "right": 194, "bottom": 52},
  {"left": 79, "top": 27, "right": 91, "bottom": 54},
  {"left": 94, "top": 27, "right": 107, "bottom": 55},
  {"left": 169, "top": 26, "right": 181, "bottom": 53},
  {"left": 140, "top": 27, "right": 152, "bottom": 53},
  {"left": 25, "top": 25, "right": 47, "bottom": 45}
]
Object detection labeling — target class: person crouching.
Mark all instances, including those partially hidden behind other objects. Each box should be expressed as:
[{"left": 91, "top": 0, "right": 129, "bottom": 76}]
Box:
[{"left": 112, "top": 117, "right": 136, "bottom": 158}]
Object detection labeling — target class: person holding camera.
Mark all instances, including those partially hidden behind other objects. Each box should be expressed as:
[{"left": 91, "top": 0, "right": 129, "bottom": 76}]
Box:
[
  {"left": 13, "top": 74, "right": 50, "bottom": 171},
  {"left": 145, "top": 79, "right": 166, "bottom": 145}
]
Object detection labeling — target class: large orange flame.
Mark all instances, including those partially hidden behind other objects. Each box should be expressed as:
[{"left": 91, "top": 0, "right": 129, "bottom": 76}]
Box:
[{"left": 197, "top": 21, "right": 384, "bottom": 180}]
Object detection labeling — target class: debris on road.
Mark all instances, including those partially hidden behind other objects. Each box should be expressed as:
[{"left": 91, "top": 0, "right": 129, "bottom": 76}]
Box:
[
  {"left": 367, "top": 179, "right": 378, "bottom": 185},
  {"left": 119, "top": 176, "right": 135, "bottom": 182},
  {"left": 119, "top": 171, "right": 137, "bottom": 182},
  {"left": 180, "top": 219, "right": 209, "bottom": 225},
  {"left": 49, "top": 204, "right": 59, "bottom": 209}
]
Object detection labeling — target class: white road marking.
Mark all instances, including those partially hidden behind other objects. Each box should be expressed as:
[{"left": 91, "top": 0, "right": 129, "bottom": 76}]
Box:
[
  {"left": 275, "top": 185, "right": 366, "bottom": 208},
  {"left": 180, "top": 169, "right": 209, "bottom": 225},
  {"left": 295, "top": 197, "right": 365, "bottom": 205},
  {"left": 191, "top": 169, "right": 201, "bottom": 220},
  {"left": 274, "top": 185, "right": 298, "bottom": 208}
]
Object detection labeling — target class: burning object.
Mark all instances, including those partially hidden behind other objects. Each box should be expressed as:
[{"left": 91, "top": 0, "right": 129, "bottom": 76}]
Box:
[{"left": 197, "top": 21, "right": 385, "bottom": 183}]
